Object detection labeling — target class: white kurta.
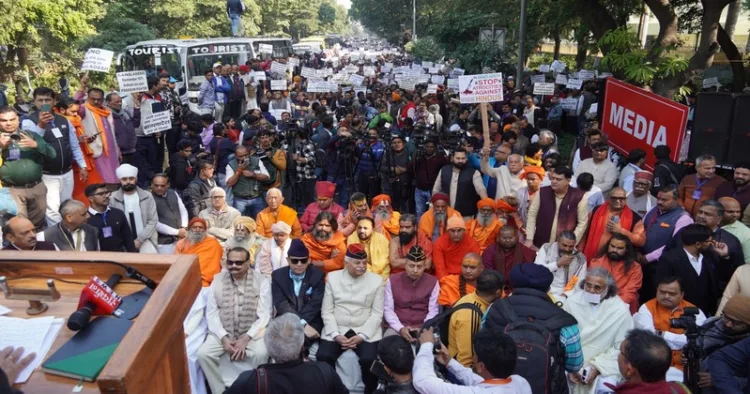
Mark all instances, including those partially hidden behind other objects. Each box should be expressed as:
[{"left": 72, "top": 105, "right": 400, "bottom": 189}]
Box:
[{"left": 563, "top": 292, "right": 633, "bottom": 394}]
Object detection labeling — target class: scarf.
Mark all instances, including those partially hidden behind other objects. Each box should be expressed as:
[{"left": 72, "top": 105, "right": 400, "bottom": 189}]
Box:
[
  {"left": 582, "top": 202, "right": 634, "bottom": 260},
  {"left": 493, "top": 243, "right": 524, "bottom": 281},
  {"left": 57, "top": 110, "right": 98, "bottom": 170},
  {"left": 84, "top": 102, "right": 112, "bottom": 157},
  {"left": 524, "top": 156, "right": 542, "bottom": 167},
  {"left": 218, "top": 271, "right": 260, "bottom": 340}
]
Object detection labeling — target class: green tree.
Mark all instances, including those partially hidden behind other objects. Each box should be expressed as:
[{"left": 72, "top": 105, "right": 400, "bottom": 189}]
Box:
[{"left": 319, "top": 3, "right": 337, "bottom": 28}]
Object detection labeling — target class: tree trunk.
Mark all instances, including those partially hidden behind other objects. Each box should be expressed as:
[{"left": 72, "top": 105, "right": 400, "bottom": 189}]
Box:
[
  {"left": 553, "top": 29, "right": 562, "bottom": 60},
  {"left": 644, "top": 0, "right": 680, "bottom": 60},
  {"left": 717, "top": 23, "right": 746, "bottom": 91},
  {"left": 725, "top": 0, "right": 740, "bottom": 39},
  {"left": 574, "top": 0, "right": 621, "bottom": 54},
  {"left": 576, "top": 35, "right": 588, "bottom": 69}
]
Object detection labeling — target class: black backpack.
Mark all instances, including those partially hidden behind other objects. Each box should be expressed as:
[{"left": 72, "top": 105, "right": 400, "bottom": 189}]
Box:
[
  {"left": 422, "top": 302, "right": 484, "bottom": 349},
  {"left": 487, "top": 299, "right": 574, "bottom": 394}
]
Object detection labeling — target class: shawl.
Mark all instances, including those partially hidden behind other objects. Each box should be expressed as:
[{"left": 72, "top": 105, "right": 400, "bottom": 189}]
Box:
[
  {"left": 418, "top": 207, "right": 459, "bottom": 240},
  {"left": 217, "top": 270, "right": 260, "bottom": 340},
  {"left": 492, "top": 244, "right": 525, "bottom": 283},
  {"left": 582, "top": 203, "right": 633, "bottom": 261},
  {"left": 83, "top": 102, "right": 112, "bottom": 157},
  {"left": 256, "top": 205, "right": 302, "bottom": 238},
  {"left": 375, "top": 211, "right": 401, "bottom": 241},
  {"left": 524, "top": 156, "right": 542, "bottom": 167},
  {"left": 465, "top": 217, "right": 501, "bottom": 254},
  {"left": 175, "top": 236, "right": 223, "bottom": 287}
]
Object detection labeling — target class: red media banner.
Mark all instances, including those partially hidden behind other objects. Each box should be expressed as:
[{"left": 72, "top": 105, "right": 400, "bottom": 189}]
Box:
[{"left": 601, "top": 78, "right": 688, "bottom": 170}]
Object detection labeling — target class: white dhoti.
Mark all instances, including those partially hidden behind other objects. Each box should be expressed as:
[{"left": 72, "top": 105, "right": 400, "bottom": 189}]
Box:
[
  {"left": 139, "top": 239, "right": 158, "bottom": 254},
  {"left": 184, "top": 288, "right": 209, "bottom": 394},
  {"left": 198, "top": 333, "right": 268, "bottom": 394}
]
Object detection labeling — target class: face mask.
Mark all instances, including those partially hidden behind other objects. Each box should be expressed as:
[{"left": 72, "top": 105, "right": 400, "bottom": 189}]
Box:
[
  {"left": 583, "top": 291, "right": 602, "bottom": 305},
  {"left": 121, "top": 183, "right": 137, "bottom": 192}
]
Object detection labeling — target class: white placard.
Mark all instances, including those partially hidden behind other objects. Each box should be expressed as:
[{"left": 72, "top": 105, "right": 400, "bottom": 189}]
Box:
[
  {"left": 345, "top": 65, "right": 359, "bottom": 73},
  {"left": 416, "top": 75, "right": 430, "bottom": 84},
  {"left": 598, "top": 72, "right": 613, "bottom": 79},
  {"left": 703, "top": 77, "right": 720, "bottom": 88},
  {"left": 288, "top": 57, "right": 300, "bottom": 66},
  {"left": 258, "top": 44, "right": 273, "bottom": 54},
  {"left": 385, "top": 62, "right": 394, "bottom": 69},
  {"left": 301, "top": 67, "right": 317, "bottom": 79},
  {"left": 587, "top": 103, "right": 598, "bottom": 114},
  {"left": 578, "top": 69, "right": 595, "bottom": 81},
  {"left": 428, "top": 67, "right": 439, "bottom": 74},
  {"left": 306, "top": 80, "right": 330, "bottom": 93},
  {"left": 452, "top": 68, "right": 465, "bottom": 76},
  {"left": 270, "top": 61, "right": 287, "bottom": 76},
  {"left": 81, "top": 48, "right": 114, "bottom": 72},
  {"left": 531, "top": 74, "right": 546, "bottom": 84},
  {"left": 411, "top": 63, "right": 422, "bottom": 70},
  {"left": 427, "top": 84, "right": 438, "bottom": 94},
  {"left": 353, "top": 87, "right": 367, "bottom": 97},
  {"left": 254, "top": 71, "right": 267, "bottom": 81},
  {"left": 551, "top": 60, "right": 566, "bottom": 73},
  {"left": 381, "top": 66, "right": 391, "bottom": 73},
  {"left": 431, "top": 75, "right": 445, "bottom": 85},
  {"left": 540, "top": 64, "right": 550, "bottom": 73},
  {"left": 458, "top": 73, "right": 504, "bottom": 103},
  {"left": 422, "top": 61, "right": 434, "bottom": 69},
  {"left": 533, "top": 82, "right": 555, "bottom": 96},
  {"left": 364, "top": 66, "right": 376, "bottom": 76},
  {"left": 566, "top": 78, "right": 583, "bottom": 90},
  {"left": 348, "top": 74, "right": 365, "bottom": 86},
  {"left": 142, "top": 111, "right": 172, "bottom": 135},
  {"left": 116, "top": 71, "right": 148, "bottom": 94},
  {"left": 400, "top": 79, "right": 416, "bottom": 91},
  {"left": 555, "top": 74, "right": 568, "bottom": 85},
  {"left": 561, "top": 98, "right": 579, "bottom": 110},
  {"left": 447, "top": 78, "right": 459, "bottom": 90},
  {"left": 271, "top": 80, "right": 286, "bottom": 91}
]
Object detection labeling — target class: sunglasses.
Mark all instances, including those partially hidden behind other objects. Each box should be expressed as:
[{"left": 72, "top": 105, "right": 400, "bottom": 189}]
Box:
[
  {"left": 226, "top": 260, "right": 247, "bottom": 266},
  {"left": 289, "top": 258, "right": 309, "bottom": 265}
]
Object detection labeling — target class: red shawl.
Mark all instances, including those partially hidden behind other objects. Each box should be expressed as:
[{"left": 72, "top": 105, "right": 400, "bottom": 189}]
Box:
[{"left": 581, "top": 203, "right": 633, "bottom": 261}]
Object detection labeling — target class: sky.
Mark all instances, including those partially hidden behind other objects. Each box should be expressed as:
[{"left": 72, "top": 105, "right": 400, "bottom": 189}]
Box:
[{"left": 336, "top": 0, "right": 352, "bottom": 9}]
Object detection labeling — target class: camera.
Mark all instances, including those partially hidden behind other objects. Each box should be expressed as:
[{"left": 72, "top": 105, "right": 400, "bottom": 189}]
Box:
[
  {"left": 670, "top": 307, "right": 700, "bottom": 330},
  {"left": 671, "top": 307, "right": 702, "bottom": 392}
]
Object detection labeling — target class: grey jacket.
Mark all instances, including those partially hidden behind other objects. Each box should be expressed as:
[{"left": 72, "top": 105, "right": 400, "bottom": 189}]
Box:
[{"left": 110, "top": 187, "right": 159, "bottom": 248}]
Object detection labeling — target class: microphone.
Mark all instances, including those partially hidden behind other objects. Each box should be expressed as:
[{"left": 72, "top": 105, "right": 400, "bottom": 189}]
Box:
[
  {"left": 67, "top": 274, "right": 123, "bottom": 331},
  {"left": 125, "top": 266, "right": 157, "bottom": 290}
]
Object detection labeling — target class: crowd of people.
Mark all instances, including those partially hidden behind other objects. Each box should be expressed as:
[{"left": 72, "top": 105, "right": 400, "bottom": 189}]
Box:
[{"left": 2, "top": 43, "right": 750, "bottom": 394}]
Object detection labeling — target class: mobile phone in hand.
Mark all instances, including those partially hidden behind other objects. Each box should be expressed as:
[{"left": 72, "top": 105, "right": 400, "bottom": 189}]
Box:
[
  {"left": 344, "top": 329, "right": 357, "bottom": 339},
  {"left": 41, "top": 104, "right": 52, "bottom": 113}
]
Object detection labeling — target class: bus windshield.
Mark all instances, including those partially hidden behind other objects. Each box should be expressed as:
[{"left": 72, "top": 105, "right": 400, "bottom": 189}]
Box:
[
  {"left": 122, "top": 46, "right": 182, "bottom": 81},
  {"left": 186, "top": 54, "right": 242, "bottom": 90}
]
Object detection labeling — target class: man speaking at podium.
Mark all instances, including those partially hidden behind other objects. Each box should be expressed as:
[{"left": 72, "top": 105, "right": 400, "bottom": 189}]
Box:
[{"left": 198, "top": 246, "right": 271, "bottom": 394}]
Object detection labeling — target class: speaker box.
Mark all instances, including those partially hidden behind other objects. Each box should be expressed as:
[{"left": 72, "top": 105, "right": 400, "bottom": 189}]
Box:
[
  {"left": 728, "top": 94, "right": 750, "bottom": 164},
  {"left": 689, "top": 92, "right": 733, "bottom": 162}
]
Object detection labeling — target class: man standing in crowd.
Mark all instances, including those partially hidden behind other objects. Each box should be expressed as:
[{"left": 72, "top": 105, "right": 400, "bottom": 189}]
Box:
[
  {"left": 76, "top": 86, "right": 120, "bottom": 184},
  {"left": 0, "top": 106, "right": 56, "bottom": 231},
  {"left": 175, "top": 217, "right": 223, "bottom": 287},
  {"left": 135, "top": 76, "right": 169, "bottom": 184},
  {"left": 200, "top": 187, "right": 241, "bottom": 244},
  {"left": 417, "top": 193, "right": 459, "bottom": 242},
  {"left": 580, "top": 187, "right": 646, "bottom": 261},
  {"left": 480, "top": 151, "right": 526, "bottom": 201},
  {"left": 198, "top": 246, "right": 270, "bottom": 394},
  {"left": 380, "top": 134, "right": 413, "bottom": 213},
  {"left": 271, "top": 239, "right": 325, "bottom": 348},
  {"left": 2, "top": 217, "right": 57, "bottom": 250},
  {"left": 86, "top": 183, "right": 137, "bottom": 252},
  {"left": 317, "top": 244, "right": 384, "bottom": 394},
  {"left": 388, "top": 213, "right": 433, "bottom": 274},
  {"left": 525, "top": 166, "right": 589, "bottom": 249},
  {"left": 255, "top": 188, "right": 302, "bottom": 238},
  {"left": 22, "top": 87, "right": 87, "bottom": 226},
  {"left": 433, "top": 148, "right": 488, "bottom": 219},
  {"left": 151, "top": 174, "right": 188, "bottom": 254},
  {"left": 652, "top": 145, "right": 684, "bottom": 196},
  {"left": 300, "top": 181, "right": 344, "bottom": 232},
  {"left": 627, "top": 171, "right": 657, "bottom": 217},
  {"left": 226, "top": 145, "right": 269, "bottom": 219},
  {"left": 107, "top": 92, "right": 138, "bottom": 165},
  {"left": 618, "top": 149, "right": 646, "bottom": 192},
  {"left": 37, "top": 200, "right": 98, "bottom": 251},
  {"left": 109, "top": 164, "right": 158, "bottom": 253},
  {"left": 301, "top": 212, "right": 347, "bottom": 273},
  {"left": 574, "top": 142, "right": 619, "bottom": 195},
  {"left": 633, "top": 276, "right": 707, "bottom": 382},
  {"left": 354, "top": 128, "right": 385, "bottom": 199},
  {"left": 411, "top": 139, "right": 448, "bottom": 221},
  {"left": 383, "top": 245, "right": 439, "bottom": 342},
  {"left": 432, "top": 216, "right": 481, "bottom": 280},
  {"left": 517, "top": 165, "right": 545, "bottom": 222},
  {"left": 347, "top": 216, "right": 390, "bottom": 281},
  {"left": 534, "top": 231, "right": 587, "bottom": 298},
  {"left": 716, "top": 162, "right": 750, "bottom": 214},
  {"left": 679, "top": 154, "right": 725, "bottom": 217},
  {"left": 719, "top": 197, "right": 750, "bottom": 263}
]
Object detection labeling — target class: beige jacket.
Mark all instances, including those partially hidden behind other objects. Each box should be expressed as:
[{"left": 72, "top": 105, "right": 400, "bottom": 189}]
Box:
[
  {"left": 200, "top": 205, "right": 242, "bottom": 242},
  {"left": 321, "top": 269, "right": 385, "bottom": 342}
]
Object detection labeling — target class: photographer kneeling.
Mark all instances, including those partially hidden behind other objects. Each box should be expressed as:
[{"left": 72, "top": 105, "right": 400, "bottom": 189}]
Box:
[
  {"left": 413, "top": 327, "right": 532, "bottom": 393},
  {"left": 373, "top": 336, "right": 417, "bottom": 394}
]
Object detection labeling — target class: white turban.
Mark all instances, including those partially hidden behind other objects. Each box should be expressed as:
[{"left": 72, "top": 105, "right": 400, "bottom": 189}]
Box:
[
  {"left": 271, "top": 222, "right": 292, "bottom": 235},
  {"left": 116, "top": 164, "right": 138, "bottom": 179}
]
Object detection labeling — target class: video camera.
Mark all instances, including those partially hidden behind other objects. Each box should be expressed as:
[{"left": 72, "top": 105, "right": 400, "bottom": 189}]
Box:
[
  {"left": 670, "top": 307, "right": 701, "bottom": 332},
  {"left": 670, "top": 307, "right": 702, "bottom": 392}
]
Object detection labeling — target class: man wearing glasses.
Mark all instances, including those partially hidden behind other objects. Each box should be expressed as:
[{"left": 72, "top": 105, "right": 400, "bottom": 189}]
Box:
[
  {"left": 627, "top": 171, "right": 657, "bottom": 217},
  {"left": 580, "top": 187, "right": 646, "bottom": 262},
  {"left": 85, "top": 183, "right": 137, "bottom": 252},
  {"left": 198, "top": 246, "right": 271, "bottom": 394},
  {"left": 271, "top": 239, "right": 325, "bottom": 350}
]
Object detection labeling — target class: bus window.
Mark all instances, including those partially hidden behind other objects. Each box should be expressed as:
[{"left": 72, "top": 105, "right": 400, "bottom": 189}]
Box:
[
  {"left": 122, "top": 49, "right": 181, "bottom": 81},
  {"left": 252, "top": 41, "right": 292, "bottom": 60},
  {"left": 186, "top": 54, "right": 241, "bottom": 90}
]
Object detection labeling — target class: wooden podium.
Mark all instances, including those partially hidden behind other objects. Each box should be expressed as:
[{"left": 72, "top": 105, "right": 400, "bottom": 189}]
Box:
[{"left": 0, "top": 250, "right": 200, "bottom": 394}]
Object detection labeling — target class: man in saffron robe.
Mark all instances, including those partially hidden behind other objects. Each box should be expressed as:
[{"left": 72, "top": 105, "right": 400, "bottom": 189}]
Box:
[
  {"left": 75, "top": 87, "right": 121, "bottom": 183},
  {"left": 175, "top": 217, "right": 223, "bottom": 287},
  {"left": 300, "top": 181, "right": 344, "bottom": 232},
  {"left": 579, "top": 187, "right": 646, "bottom": 261},
  {"left": 481, "top": 225, "right": 536, "bottom": 290},
  {"left": 347, "top": 216, "right": 391, "bottom": 281},
  {"left": 438, "top": 252, "right": 482, "bottom": 307},
  {"left": 432, "top": 216, "right": 481, "bottom": 280},
  {"left": 255, "top": 188, "right": 302, "bottom": 238},
  {"left": 337, "top": 192, "right": 372, "bottom": 237},
  {"left": 301, "top": 211, "right": 347, "bottom": 273},
  {"left": 418, "top": 193, "right": 460, "bottom": 242},
  {"left": 372, "top": 194, "right": 401, "bottom": 241},
  {"left": 465, "top": 198, "right": 502, "bottom": 254},
  {"left": 389, "top": 214, "right": 433, "bottom": 275},
  {"left": 589, "top": 233, "right": 643, "bottom": 314}
]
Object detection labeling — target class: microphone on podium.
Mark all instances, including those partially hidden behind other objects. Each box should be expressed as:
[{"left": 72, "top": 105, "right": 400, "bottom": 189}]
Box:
[{"left": 67, "top": 274, "right": 123, "bottom": 331}]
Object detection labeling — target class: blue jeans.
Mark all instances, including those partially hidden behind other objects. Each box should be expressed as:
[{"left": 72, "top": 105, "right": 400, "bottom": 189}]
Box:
[
  {"left": 217, "top": 173, "right": 233, "bottom": 206},
  {"left": 230, "top": 14, "right": 241, "bottom": 37},
  {"left": 234, "top": 196, "right": 265, "bottom": 219},
  {"left": 415, "top": 188, "right": 432, "bottom": 223},
  {"left": 326, "top": 174, "right": 350, "bottom": 208}
]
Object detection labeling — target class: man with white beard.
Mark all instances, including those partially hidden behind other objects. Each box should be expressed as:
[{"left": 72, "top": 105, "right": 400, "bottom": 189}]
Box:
[
  {"left": 223, "top": 216, "right": 265, "bottom": 267},
  {"left": 372, "top": 194, "right": 401, "bottom": 241},
  {"left": 465, "top": 198, "right": 502, "bottom": 254},
  {"left": 175, "top": 217, "right": 223, "bottom": 287},
  {"left": 417, "top": 193, "right": 460, "bottom": 242},
  {"left": 255, "top": 222, "right": 293, "bottom": 277}
]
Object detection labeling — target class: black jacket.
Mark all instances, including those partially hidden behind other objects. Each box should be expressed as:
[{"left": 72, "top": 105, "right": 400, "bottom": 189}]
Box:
[
  {"left": 663, "top": 227, "right": 743, "bottom": 287},
  {"left": 657, "top": 248, "right": 721, "bottom": 316},
  {"left": 87, "top": 207, "right": 137, "bottom": 253},
  {"left": 272, "top": 266, "right": 325, "bottom": 334},
  {"left": 651, "top": 158, "right": 685, "bottom": 196},
  {"left": 226, "top": 360, "right": 348, "bottom": 394}
]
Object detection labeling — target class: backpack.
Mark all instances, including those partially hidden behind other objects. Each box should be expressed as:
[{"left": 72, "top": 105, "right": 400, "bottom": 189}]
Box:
[
  {"left": 258, "top": 155, "right": 278, "bottom": 188},
  {"left": 422, "top": 302, "right": 484, "bottom": 349},
  {"left": 487, "top": 299, "right": 574, "bottom": 394}
]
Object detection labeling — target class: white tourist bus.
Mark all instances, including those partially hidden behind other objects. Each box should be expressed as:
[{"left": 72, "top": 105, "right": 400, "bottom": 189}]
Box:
[{"left": 119, "top": 37, "right": 293, "bottom": 113}]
